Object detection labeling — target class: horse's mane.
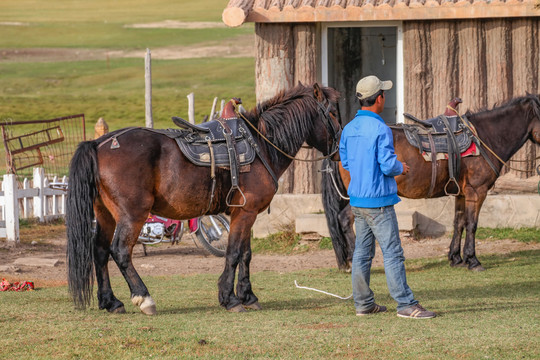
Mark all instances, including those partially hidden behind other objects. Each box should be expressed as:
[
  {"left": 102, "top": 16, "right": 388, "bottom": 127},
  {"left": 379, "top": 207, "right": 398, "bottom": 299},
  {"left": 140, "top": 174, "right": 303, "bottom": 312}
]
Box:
[
  {"left": 466, "top": 94, "right": 540, "bottom": 122},
  {"left": 242, "top": 84, "right": 339, "bottom": 164}
]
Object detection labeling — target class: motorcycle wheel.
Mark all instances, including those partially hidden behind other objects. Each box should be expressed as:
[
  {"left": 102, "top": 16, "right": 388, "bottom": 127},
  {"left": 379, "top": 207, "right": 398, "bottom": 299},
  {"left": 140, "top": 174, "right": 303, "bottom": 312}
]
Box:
[{"left": 194, "top": 214, "right": 229, "bottom": 257}]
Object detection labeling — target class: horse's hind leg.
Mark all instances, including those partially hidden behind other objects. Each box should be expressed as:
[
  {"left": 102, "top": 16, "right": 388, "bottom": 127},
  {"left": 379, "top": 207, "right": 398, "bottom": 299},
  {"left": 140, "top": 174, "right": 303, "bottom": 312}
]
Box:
[
  {"left": 110, "top": 218, "right": 157, "bottom": 315},
  {"left": 94, "top": 206, "right": 126, "bottom": 313},
  {"left": 448, "top": 195, "right": 466, "bottom": 267}
]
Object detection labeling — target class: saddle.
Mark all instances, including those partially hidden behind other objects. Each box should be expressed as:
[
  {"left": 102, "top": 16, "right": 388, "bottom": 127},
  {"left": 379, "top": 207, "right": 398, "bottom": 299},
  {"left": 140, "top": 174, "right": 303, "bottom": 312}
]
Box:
[
  {"left": 393, "top": 98, "right": 477, "bottom": 197},
  {"left": 167, "top": 98, "right": 278, "bottom": 208}
]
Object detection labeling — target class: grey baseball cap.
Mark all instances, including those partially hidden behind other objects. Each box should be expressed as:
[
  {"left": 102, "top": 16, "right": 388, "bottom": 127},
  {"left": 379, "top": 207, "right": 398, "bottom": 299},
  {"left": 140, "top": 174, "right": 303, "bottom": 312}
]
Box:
[{"left": 356, "top": 75, "right": 393, "bottom": 100}]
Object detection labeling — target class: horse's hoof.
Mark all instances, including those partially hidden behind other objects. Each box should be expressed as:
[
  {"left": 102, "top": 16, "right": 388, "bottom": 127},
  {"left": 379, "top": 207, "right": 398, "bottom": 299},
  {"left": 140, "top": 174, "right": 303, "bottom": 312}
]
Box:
[
  {"left": 469, "top": 265, "right": 485, "bottom": 272},
  {"left": 227, "top": 304, "right": 247, "bottom": 313},
  {"left": 109, "top": 306, "right": 126, "bottom": 314},
  {"left": 133, "top": 295, "right": 157, "bottom": 315},
  {"left": 450, "top": 261, "right": 466, "bottom": 268},
  {"left": 244, "top": 302, "right": 263, "bottom": 311}
]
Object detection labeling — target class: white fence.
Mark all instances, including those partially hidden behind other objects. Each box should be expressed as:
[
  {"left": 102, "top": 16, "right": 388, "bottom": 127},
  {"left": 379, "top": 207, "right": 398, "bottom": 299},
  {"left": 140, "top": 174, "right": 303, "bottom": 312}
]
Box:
[{"left": 0, "top": 168, "right": 68, "bottom": 243}]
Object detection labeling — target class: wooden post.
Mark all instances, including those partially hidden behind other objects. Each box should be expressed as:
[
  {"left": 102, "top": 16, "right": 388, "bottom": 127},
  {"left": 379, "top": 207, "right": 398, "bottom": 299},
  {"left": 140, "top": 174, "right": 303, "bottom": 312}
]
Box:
[
  {"left": 210, "top": 97, "right": 218, "bottom": 121},
  {"left": 145, "top": 48, "right": 153, "bottom": 128},
  {"left": 33, "top": 167, "right": 45, "bottom": 222},
  {"left": 4, "top": 173, "right": 19, "bottom": 243},
  {"left": 187, "top": 93, "right": 195, "bottom": 124},
  {"left": 94, "top": 117, "right": 109, "bottom": 139}
]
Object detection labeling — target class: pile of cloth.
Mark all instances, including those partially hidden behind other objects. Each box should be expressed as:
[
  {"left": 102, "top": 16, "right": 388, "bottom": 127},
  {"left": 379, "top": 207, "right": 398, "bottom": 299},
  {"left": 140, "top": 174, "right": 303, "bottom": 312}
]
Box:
[{"left": 0, "top": 278, "right": 34, "bottom": 291}]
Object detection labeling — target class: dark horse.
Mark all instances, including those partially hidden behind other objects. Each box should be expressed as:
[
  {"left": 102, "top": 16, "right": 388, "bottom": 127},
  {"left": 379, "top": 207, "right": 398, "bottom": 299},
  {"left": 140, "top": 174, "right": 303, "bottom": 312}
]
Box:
[
  {"left": 322, "top": 94, "right": 540, "bottom": 272},
  {"left": 66, "top": 84, "right": 341, "bottom": 314}
]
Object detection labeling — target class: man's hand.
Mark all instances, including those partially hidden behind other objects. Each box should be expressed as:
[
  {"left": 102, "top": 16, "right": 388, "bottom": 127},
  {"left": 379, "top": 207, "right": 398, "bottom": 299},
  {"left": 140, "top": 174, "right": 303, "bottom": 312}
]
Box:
[{"left": 401, "top": 162, "right": 410, "bottom": 175}]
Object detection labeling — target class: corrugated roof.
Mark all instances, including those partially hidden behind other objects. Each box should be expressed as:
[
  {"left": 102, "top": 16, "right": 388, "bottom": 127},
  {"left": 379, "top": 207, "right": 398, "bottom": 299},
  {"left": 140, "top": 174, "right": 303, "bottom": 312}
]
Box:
[{"left": 223, "top": 0, "right": 539, "bottom": 27}]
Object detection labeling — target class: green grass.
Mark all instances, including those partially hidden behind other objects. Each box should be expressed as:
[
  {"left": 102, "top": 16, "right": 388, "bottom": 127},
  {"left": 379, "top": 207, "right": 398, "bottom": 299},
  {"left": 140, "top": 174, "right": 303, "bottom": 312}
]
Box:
[
  {"left": 475, "top": 227, "right": 540, "bottom": 243},
  {"left": 1, "top": 250, "right": 538, "bottom": 359},
  {"left": 0, "top": 1, "right": 257, "bottom": 175},
  {"left": 0, "top": 57, "right": 256, "bottom": 131}
]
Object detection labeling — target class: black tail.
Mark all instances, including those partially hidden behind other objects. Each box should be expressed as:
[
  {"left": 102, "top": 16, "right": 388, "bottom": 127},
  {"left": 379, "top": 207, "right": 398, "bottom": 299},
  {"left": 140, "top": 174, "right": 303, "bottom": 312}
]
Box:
[
  {"left": 321, "top": 159, "right": 355, "bottom": 271},
  {"left": 66, "top": 140, "right": 99, "bottom": 309}
]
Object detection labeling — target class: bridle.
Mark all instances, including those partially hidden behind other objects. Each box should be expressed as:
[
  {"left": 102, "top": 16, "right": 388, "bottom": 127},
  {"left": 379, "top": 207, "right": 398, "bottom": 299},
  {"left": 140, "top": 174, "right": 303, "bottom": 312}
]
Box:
[{"left": 315, "top": 96, "right": 342, "bottom": 160}]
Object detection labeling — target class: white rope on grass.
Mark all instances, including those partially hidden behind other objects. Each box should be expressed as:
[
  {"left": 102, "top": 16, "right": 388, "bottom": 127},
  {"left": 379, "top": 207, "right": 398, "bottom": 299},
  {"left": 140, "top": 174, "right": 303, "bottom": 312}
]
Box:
[{"left": 294, "top": 280, "right": 352, "bottom": 300}]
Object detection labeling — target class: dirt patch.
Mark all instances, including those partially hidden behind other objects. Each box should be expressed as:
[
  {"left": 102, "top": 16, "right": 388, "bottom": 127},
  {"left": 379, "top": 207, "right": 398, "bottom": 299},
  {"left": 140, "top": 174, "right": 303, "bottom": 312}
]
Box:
[
  {"left": 0, "top": 34, "right": 255, "bottom": 63},
  {"left": 1, "top": 226, "right": 538, "bottom": 288}
]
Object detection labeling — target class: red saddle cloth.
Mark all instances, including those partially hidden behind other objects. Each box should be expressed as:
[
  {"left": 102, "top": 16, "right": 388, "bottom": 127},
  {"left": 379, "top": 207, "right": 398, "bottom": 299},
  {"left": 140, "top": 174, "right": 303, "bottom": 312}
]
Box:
[{"left": 0, "top": 278, "right": 34, "bottom": 292}]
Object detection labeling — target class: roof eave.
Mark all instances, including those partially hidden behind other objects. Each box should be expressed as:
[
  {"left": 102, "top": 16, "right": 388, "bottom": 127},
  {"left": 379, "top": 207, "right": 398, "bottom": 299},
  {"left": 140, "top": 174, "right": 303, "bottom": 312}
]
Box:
[{"left": 223, "top": 3, "right": 540, "bottom": 27}]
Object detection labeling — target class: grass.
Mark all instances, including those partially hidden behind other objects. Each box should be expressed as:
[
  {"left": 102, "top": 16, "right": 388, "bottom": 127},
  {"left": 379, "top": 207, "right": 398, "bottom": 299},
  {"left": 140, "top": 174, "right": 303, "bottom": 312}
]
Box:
[
  {"left": 0, "top": 0, "right": 257, "bottom": 174},
  {"left": 475, "top": 227, "right": 540, "bottom": 243},
  {"left": 0, "top": 250, "right": 538, "bottom": 359}
]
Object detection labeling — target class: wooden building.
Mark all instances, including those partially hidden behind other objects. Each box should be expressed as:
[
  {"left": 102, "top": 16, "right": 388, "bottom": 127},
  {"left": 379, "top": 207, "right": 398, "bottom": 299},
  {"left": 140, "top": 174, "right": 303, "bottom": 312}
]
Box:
[{"left": 223, "top": 0, "right": 540, "bottom": 193}]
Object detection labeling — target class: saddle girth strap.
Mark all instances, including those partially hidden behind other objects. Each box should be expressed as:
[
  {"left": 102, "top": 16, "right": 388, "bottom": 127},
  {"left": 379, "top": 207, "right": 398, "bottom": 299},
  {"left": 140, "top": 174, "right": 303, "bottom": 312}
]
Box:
[
  {"left": 427, "top": 132, "right": 437, "bottom": 198},
  {"left": 441, "top": 115, "right": 461, "bottom": 196},
  {"left": 217, "top": 118, "right": 246, "bottom": 207}
]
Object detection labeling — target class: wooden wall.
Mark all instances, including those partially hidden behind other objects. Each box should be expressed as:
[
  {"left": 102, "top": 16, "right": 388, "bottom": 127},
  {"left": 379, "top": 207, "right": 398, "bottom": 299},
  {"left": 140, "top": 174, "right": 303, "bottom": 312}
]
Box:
[
  {"left": 255, "top": 23, "right": 322, "bottom": 194},
  {"left": 403, "top": 18, "right": 540, "bottom": 178},
  {"left": 254, "top": 18, "right": 540, "bottom": 195}
]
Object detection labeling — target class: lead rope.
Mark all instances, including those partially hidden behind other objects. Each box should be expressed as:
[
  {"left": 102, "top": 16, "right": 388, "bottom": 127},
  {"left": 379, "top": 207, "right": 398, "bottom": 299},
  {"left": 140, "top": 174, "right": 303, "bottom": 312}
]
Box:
[
  {"left": 447, "top": 105, "right": 540, "bottom": 173},
  {"left": 294, "top": 280, "right": 352, "bottom": 300}
]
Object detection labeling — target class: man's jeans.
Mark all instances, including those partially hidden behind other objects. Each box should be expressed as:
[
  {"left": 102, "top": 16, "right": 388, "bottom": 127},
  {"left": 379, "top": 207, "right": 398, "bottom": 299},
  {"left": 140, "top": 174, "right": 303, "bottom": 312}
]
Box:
[{"left": 351, "top": 205, "right": 417, "bottom": 312}]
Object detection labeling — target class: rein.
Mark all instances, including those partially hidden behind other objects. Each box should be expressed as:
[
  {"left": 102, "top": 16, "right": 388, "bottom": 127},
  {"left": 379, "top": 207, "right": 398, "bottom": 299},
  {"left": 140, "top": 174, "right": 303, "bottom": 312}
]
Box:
[
  {"left": 238, "top": 102, "right": 339, "bottom": 163},
  {"left": 447, "top": 105, "right": 540, "bottom": 173}
]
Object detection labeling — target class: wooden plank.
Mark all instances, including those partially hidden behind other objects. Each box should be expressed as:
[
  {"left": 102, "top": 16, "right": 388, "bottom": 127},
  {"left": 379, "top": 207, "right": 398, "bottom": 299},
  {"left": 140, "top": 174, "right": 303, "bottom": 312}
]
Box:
[
  {"left": 291, "top": 24, "right": 320, "bottom": 194},
  {"left": 485, "top": 19, "right": 512, "bottom": 107},
  {"left": 402, "top": 22, "right": 433, "bottom": 119},
  {"left": 430, "top": 21, "right": 459, "bottom": 116},
  {"left": 457, "top": 20, "right": 487, "bottom": 113},
  {"left": 509, "top": 18, "right": 538, "bottom": 177},
  {"left": 255, "top": 23, "right": 296, "bottom": 193}
]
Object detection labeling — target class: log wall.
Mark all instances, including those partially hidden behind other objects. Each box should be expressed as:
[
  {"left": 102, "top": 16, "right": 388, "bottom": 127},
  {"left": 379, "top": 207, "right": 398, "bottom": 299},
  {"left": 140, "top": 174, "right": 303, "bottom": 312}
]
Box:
[
  {"left": 255, "top": 23, "right": 321, "bottom": 194},
  {"left": 254, "top": 18, "right": 540, "bottom": 194}
]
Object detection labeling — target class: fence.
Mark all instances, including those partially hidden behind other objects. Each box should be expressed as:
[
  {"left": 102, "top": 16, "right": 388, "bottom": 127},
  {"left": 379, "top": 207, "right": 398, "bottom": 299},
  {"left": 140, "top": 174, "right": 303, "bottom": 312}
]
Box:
[
  {"left": 0, "top": 168, "right": 67, "bottom": 243},
  {"left": 1, "top": 114, "right": 85, "bottom": 181}
]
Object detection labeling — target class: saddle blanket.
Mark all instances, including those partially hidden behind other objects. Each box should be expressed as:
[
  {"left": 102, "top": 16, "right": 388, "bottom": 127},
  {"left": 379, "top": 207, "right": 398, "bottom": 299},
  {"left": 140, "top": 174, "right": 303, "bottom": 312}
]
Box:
[{"left": 421, "top": 142, "right": 479, "bottom": 161}]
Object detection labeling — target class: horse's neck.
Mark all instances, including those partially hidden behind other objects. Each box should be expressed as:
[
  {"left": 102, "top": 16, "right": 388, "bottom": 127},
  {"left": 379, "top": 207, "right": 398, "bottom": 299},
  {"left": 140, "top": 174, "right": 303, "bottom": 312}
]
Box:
[{"left": 472, "top": 106, "right": 531, "bottom": 162}]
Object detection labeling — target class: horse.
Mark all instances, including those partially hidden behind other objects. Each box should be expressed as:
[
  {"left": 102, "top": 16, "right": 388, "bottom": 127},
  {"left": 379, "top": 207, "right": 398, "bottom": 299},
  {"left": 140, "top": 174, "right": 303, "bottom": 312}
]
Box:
[
  {"left": 66, "top": 83, "right": 341, "bottom": 315},
  {"left": 322, "top": 94, "right": 540, "bottom": 272}
]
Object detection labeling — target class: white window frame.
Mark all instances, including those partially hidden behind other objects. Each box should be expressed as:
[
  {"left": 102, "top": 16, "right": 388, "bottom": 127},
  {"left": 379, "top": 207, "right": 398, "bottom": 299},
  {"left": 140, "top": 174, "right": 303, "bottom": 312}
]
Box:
[{"left": 321, "top": 22, "right": 404, "bottom": 123}]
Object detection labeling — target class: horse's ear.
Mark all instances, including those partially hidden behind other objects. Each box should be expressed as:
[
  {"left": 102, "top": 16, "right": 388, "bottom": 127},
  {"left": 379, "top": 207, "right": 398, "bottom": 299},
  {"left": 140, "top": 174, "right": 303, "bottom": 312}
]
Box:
[{"left": 313, "top": 83, "right": 324, "bottom": 101}]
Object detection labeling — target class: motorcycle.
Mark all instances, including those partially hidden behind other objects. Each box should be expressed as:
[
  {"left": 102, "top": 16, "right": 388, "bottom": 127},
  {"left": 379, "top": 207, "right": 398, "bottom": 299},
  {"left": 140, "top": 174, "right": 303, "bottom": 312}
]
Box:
[{"left": 138, "top": 213, "right": 229, "bottom": 257}]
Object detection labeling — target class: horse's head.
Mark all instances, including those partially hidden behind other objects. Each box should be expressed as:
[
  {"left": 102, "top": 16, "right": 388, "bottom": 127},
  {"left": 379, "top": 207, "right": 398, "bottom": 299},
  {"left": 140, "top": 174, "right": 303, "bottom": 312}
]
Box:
[{"left": 309, "top": 83, "right": 342, "bottom": 161}]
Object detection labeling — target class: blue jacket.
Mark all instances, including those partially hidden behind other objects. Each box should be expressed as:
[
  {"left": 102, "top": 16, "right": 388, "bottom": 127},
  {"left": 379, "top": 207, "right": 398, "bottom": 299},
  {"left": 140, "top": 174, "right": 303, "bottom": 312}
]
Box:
[{"left": 339, "top": 110, "right": 403, "bottom": 208}]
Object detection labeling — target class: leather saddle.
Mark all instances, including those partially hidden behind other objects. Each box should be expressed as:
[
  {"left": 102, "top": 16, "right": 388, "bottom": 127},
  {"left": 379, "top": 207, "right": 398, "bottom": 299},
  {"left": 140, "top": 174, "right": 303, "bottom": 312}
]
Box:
[
  {"left": 400, "top": 114, "right": 472, "bottom": 154},
  {"left": 169, "top": 98, "right": 255, "bottom": 168}
]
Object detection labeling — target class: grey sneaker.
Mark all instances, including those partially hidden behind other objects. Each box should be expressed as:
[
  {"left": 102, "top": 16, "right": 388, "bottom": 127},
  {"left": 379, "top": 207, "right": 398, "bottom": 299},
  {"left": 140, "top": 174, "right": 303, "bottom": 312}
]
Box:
[
  {"left": 356, "top": 304, "right": 387, "bottom": 316},
  {"left": 397, "top": 304, "right": 436, "bottom": 319}
]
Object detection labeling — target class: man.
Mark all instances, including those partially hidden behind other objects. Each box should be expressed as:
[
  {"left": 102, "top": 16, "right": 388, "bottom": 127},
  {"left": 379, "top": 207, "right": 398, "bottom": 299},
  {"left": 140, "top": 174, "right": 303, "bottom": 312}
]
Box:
[{"left": 339, "top": 75, "right": 436, "bottom": 319}]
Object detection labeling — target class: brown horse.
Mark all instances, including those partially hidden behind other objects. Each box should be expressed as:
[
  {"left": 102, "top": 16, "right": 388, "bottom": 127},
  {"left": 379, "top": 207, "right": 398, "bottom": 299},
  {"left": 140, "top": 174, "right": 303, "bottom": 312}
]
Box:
[
  {"left": 66, "top": 84, "right": 341, "bottom": 314},
  {"left": 322, "top": 94, "right": 540, "bottom": 271}
]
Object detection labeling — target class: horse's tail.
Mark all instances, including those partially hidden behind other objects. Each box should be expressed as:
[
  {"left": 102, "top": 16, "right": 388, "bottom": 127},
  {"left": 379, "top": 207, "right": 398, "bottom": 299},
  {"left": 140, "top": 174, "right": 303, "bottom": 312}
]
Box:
[
  {"left": 321, "top": 159, "right": 355, "bottom": 271},
  {"left": 66, "top": 140, "right": 100, "bottom": 309}
]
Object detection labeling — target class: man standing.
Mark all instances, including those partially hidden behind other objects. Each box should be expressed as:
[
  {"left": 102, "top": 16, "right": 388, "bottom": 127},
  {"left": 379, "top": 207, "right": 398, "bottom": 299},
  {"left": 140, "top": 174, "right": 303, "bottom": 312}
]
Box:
[{"left": 339, "top": 75, "right": 436, "bottom": 319}]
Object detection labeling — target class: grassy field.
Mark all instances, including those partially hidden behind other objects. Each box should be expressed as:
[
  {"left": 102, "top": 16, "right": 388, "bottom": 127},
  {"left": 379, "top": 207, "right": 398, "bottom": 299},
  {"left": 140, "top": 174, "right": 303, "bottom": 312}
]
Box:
[
  {"left": 0, "top": 0, "right": 256, "bottom": 131},
  {"left": 0, "top": 250, "right": 538, "bottom": 359}
]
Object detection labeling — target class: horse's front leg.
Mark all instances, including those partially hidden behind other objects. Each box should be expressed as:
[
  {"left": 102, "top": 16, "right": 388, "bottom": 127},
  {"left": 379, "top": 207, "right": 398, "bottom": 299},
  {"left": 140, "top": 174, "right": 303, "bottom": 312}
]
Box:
[
  {"left": 463, "top": 189, "right": 488, "bottom": 271},
  {"left": 110, "top": 221, "right": 156, "bottom": 315},
  {"left": 218, "top": 212, "right": 257, "bottom": 312},
  {"left": 235, "top": 212, "right": 261, "bottom": 310},
  {"left": 448, "top": 195, "right": 466, "bottom": 267}
]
